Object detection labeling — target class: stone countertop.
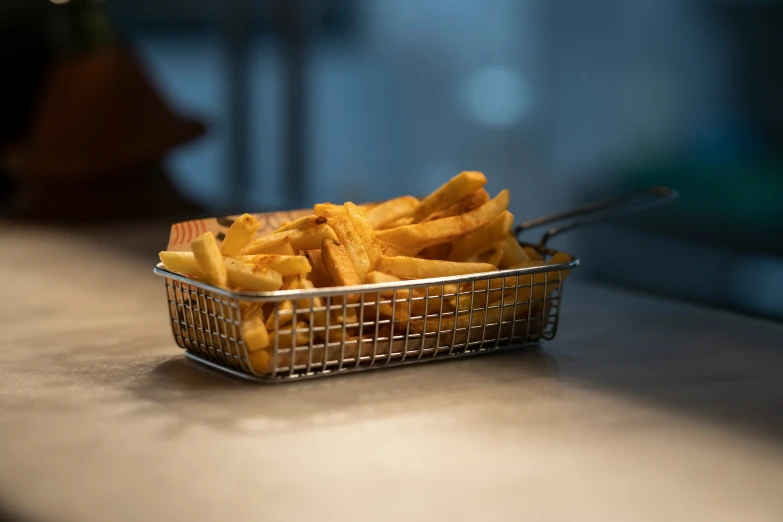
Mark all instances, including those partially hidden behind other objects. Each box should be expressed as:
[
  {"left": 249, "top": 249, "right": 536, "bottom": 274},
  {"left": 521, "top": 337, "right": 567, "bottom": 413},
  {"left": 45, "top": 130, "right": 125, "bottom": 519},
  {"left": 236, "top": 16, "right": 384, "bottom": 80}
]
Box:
[{"left": 1, "top": 223, "right": 782, "bottom": 522}]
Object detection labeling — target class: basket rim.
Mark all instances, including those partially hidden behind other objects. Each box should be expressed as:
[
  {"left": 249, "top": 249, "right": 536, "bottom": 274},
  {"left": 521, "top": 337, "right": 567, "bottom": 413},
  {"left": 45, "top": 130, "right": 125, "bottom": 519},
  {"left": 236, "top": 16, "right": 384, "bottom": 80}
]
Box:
[{"left": 153, "top": 243, "right": 580, "bottom": 301}]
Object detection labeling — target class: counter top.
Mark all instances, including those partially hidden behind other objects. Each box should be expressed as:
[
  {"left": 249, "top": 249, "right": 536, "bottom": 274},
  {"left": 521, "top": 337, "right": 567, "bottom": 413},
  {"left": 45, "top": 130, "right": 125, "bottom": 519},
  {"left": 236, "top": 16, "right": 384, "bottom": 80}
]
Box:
[{"left": 1, "top": 223, "right": 782, "bottom": 522}]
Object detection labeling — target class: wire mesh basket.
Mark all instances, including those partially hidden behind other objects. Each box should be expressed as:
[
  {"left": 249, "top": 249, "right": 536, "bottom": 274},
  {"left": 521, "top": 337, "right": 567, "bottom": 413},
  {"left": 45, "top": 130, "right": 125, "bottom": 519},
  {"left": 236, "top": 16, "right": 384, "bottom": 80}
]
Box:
[{"left": 153, "top": 186, "right": 676, "bottom": 382}]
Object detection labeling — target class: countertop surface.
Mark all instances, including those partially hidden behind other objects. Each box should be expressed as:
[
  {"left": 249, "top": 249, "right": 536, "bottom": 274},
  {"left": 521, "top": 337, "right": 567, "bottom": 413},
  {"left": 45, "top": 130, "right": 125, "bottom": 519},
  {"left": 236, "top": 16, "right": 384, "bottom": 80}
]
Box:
[{"left": 1, "top": 223, "right": 782, "bottom": 522}]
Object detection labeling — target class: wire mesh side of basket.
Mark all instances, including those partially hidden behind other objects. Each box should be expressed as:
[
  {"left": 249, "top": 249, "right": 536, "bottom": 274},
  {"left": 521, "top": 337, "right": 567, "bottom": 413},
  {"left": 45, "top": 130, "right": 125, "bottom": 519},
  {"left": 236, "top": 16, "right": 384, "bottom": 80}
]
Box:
[{"left": 160, "top": 255, "right": 573, "bottom": 382}]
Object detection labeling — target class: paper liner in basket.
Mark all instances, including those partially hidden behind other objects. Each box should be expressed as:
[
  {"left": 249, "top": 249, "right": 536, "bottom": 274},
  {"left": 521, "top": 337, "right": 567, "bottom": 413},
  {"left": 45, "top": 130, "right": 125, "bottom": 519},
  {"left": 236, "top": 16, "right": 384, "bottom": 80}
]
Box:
[{"left": 166, "top": 209, "right": 314, "bottom": 251}]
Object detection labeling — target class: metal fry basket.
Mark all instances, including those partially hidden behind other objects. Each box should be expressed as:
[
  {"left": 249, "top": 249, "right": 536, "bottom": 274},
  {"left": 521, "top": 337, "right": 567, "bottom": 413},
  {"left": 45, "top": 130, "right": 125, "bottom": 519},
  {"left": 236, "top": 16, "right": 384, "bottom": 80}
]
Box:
[{"left": 153, "top": 186, "right": 676, "bottom": 382}]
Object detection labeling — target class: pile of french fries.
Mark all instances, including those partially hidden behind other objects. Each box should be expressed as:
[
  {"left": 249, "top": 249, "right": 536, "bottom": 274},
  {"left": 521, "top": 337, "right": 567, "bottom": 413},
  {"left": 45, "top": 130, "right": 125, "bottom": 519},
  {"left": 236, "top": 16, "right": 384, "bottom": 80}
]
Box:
[{"left": 159, "top": 171, "right": 570, "bottom": 373}]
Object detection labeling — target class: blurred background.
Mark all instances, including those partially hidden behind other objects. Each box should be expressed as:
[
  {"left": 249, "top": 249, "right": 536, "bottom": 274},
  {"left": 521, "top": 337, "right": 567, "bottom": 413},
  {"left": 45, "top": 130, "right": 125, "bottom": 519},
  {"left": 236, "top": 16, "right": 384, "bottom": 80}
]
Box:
[{"left": 1, "top": 0, "right": 781, "bottom": 319}]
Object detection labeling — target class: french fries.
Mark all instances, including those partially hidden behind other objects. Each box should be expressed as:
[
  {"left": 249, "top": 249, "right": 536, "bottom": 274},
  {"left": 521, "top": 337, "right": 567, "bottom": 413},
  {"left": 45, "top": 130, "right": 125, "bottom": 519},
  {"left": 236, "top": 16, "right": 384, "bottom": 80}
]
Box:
[
  {"left": 234, "top": 255, "right": 311, "bottom": 277},
  {"left": 482, "top": 247, "right": 504, "bottom": 267},
  {"left": 242, "top": 224, "right": 338, "bottom": 254},
  {"left": 263, "top": 239, "right": 296, "bottom": 256},
  {"left": 448, "top": 210, "right": 514, "bottom": 261},
  {"left": 315, "top": 206, "right": 371, "bottom": 281},
  {"left": 523, "top": 246, "right": 543, "bottom": 262},
  {"left": 264, "top": 277, "right": 299, "bottom": 329},
  {"left": 375, "top": 255, "right": 496, "bottom": 279},
  {"left": 223, "top": 258, "right": 283, "bottom": 292},
  {"left": 379, "top": 216, "right": 414, "bottom": 229},
  {"left": 344, "top": 201, "right": 382, "bottom": 267},
  {"left": 365, "top": 196, "right": 419, "bottom": 229},
  {"left": 159, "top": 251, "right": 201, "bottom": 277},
  {"left": 422, "top": 188, "right": 490, "bottom": 222},
  {"left": 242, "top": 314, "right": 270, "bottom": 351},
  {"left": 273, "top": 215, "right": 327, "bottom": 234},
  {"left": 191, "top": 232, "right": 228, "bottom": 287},
  {"left": 220, "top": 214, "right": 260, "bottom": 256},
  {"left": 366, "top": 271, "right": 401, "bottom": 284},
  {"left": 418, "top": 243, "right": 452, "bottom": 260},
  {"left": 303, "top": 249, "right": 333, "bottom": 287},
  {"left": 321, "top": 239, "right": 362, "bottom": 289},
  {"left": 411, "top": 171, "right": 486, "bottom": 222},
  {"left": 498, "top": 236, "right": 531, "bottom": 268},
  {"left": 159, "top": 171, "right": 570, "bottom": 374},
  {"left": 270, "top": 321, "right": 310, "bottom": 349},
  {"left": 376, "top": 189, "right": 509, "bottom": 250}
]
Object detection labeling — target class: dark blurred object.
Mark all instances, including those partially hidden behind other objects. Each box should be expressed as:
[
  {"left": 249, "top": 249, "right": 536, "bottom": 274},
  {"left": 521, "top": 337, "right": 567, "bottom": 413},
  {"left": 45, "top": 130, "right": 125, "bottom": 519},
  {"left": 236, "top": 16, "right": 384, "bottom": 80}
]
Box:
[
  {"left": 723, "top": 2, "right": 783, "bottom": 156},
  {"left": 4, "top": 48, "right": 204, "bottom": 180},
  {"left": 0, "top": 0, "right": 49, "bottom": 206},
  {"left": 1, "top": 0, "right": 205, "bottom": 221}
]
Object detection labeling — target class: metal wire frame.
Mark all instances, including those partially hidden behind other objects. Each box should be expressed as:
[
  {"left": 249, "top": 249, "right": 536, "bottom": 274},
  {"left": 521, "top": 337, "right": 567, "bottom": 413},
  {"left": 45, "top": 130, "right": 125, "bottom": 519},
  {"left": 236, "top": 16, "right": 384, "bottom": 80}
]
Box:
[{"left": 155, "top": 243, "right": 578, "bottom": 383}]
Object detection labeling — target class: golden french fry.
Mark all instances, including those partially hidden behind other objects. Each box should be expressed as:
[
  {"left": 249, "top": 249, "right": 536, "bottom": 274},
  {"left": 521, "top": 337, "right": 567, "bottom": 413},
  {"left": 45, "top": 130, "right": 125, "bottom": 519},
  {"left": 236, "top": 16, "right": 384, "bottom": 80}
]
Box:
[
  {"left": 412, "top": 292, "right": 520, "bottom": 333},
  {"left": 481, "top": 246, "right": 504, "bottom": 267},
  {"left": 411, "top": 171, "right": 487, "bottom": 222},
  {"left": 240, "top": 301, "right": 264, "bottom": 320},
  {"left": 254, "top": 238, "right": 296, "bottom": 256},
  {"left": 315, "top": 207, "right": 371, "bottom": 281},
  {"left": 264, "top": 277, "right": 300, "bottom": 329},
  {"left": 191, "top": 232, "right": 228, "bottom": 287},
  {"left": 404, "top": 286, "right": 455, "bottom": 318},
  {"left": 159, "top": 251, "right": 202, "bottom": 277},
  {"left": 344, "top": 201, "right": 382, "bottom": 268},
  {"left": 367, "top": 299, "right": 409, "bottom": 324},
  {"left": 220, "top": 214, "right": 261, "bottom": 256},
  {"left": 321, "top": 238, "right": 362, "bottom": 290},
  {"left": 270, "top": 321, "right": 310, "bottom": 349},
  {"left": 250, "top": 326, "right": 354, "bottom": 372},
  {"left": 364, "top": 277, "right": 426, "bottom": 322},
  {"left": 418, "top": 243, "right": 452, "bottom": 260},
  {"left": 242, "top": 314, "right": 270, "bottom": 351},
  {"left": 362, "top": 279, "right": 412, "bottom": 322},
  {"left": 449, "top": 210, "right": 514, "bottom": 261},
  {"left": 273, "top": 215, "right": 328, "bottom": 234},
  {"left": 422, "top": 188, "right": 490, "bottom": 222},
  {"left": 523, "top": 246, "right": 543, "bottom": 262},
  {"left": 234, "top": 255, "right": 311, "bottom": 276},
  {"left": 369, "top": 281, "right": 442, "bottom": 323},
  {"left": 379, "top": 242, "right": 419, "bottom": 258},
  {"left": 242, "top": 224, "right": 338, "bottom": 255},
  {"left": 223, "top": 257, "right": 283, "bottom": 291},
  {"left": 332, "top": 306, "right": 359, "bottom": 325},
  {"left": 366, "top": 271, "right": 402, "bottom": 284},
  {"left": 375, "top": 255, "right": 496, "bottom": 279},
  {"left": 303, "top": 249, "right": 333, "bottom": 287},
  {"left": 423, "top": 282, "right": 459, "bottom": 298},
  {"left": 379, "top": 216, "right": 414, "bottom": 229},
  {"left": 266, "top": 299, "right": 294, "bottom": 329},
  {"left": 162, "top": 251, "right": 313, "bottom": 281},
  {"left": 498, "top": 236, "right": 531, "bottom": 268},
  {"left": 248, "top": 349, "right": 271, "bottom": 373},
  {"left": 295, "top": 276, "right": 328, "bottom": 328},
  {"left": 463, "top": 260, "right": 544, "bottom": 292},
  {"left": 365, "top": 195, "right": 419, "bottom": 229},
  {"left": 376, "top": 189, "right": 509, "bottom": 251},
  {"left": 458, "top": 260, "right": 565, "bottom": 311}
]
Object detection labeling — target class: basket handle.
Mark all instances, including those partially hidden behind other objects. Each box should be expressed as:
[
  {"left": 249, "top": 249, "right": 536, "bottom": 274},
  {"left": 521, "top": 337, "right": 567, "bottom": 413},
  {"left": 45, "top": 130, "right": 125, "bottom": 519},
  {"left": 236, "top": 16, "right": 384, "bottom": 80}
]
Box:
[{"left": 515, "top": 186, "right": 678, "bottom": 248}]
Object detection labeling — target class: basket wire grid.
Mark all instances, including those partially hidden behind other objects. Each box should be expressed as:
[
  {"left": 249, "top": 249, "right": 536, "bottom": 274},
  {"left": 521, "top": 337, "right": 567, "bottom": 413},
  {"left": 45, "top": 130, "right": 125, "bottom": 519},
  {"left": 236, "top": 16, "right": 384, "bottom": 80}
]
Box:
[
  {"left": 155, "top": 244, "right": 575, "bottom": 382},
  {"left": 153, "top": 186, "right": 676, "bottom": 382}
]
